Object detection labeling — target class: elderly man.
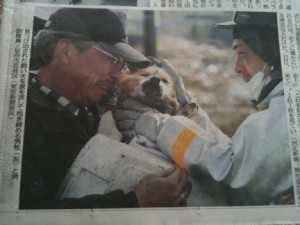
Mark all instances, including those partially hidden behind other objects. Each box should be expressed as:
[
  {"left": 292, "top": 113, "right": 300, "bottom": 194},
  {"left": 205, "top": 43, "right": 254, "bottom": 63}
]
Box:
[
  {"left": 20, "top": 8, "right": 191, "bottom": 209},
  {"left": 115, "top": 11, "right": 293, "bottom": 205}
]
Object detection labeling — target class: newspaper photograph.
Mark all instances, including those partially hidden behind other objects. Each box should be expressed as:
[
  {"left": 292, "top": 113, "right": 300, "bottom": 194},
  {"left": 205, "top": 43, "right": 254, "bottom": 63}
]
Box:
[{"left": 0, "top": 0, "right": 300, "bottom": 224}]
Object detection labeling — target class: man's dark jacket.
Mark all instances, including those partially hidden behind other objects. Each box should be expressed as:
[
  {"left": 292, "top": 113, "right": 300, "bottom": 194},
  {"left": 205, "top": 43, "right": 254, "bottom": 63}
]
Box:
[{"left": 19, "top": 82, "right": 138, "bottom": 209}]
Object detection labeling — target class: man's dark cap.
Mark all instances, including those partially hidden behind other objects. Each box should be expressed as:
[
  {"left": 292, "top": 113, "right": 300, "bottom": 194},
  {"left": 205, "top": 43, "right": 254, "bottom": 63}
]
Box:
[
  {"left": 216, "top": 11, "right": 281, "bottom": 69},
  {"left": 45, "top": 8, "right": 150, "bottom": 68}
]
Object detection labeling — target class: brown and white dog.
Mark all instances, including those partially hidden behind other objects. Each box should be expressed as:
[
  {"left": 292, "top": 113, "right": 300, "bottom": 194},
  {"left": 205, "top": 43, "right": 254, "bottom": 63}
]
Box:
[
  {"left": 117, "top": 64, "right": 198, "bottom": 144},
  {"left": 118, "top": 65, "right": 180, "bottom": 115}
]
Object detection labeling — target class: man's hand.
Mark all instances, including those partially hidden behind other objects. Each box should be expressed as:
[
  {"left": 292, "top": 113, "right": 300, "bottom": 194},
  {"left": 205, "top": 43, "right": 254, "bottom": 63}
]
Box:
[
  {"left": 276, "top": 193, "right": 294, "bottom": 205},
  {"left": 135, "top": 166, "right": 192, "bottom": 207}
]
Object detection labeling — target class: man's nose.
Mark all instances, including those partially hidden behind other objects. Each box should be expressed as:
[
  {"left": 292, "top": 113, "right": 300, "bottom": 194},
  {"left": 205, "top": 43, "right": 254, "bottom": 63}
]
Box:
[{"left": 233, "top": 56, "right": 244, "bottom": 74}]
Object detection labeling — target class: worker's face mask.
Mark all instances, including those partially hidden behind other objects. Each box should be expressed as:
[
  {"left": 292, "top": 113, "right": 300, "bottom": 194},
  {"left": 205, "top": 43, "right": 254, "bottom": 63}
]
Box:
[{"left": 245, "top": 63, "right": 269, "bottom": 101}]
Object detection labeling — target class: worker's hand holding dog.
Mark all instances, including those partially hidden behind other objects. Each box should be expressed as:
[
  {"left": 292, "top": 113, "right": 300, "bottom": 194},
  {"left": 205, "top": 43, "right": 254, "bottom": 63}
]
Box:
[
  {"left": 135, "top": 166, "right": 192, "bottom": 207},
  {"left": 114, "top": 98, "right": 170, "bottom": 143}
]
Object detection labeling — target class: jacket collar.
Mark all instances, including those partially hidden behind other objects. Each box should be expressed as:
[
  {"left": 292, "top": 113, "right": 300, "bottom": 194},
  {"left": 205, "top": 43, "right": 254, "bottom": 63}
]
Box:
[
  {"left": 28, "top": 83, "right": 75, "bottom": 133},
  {"left": 30, "top": 76, "right": 81, "bottom": 116},
  {"left": 255, "top": 70, "right": 283, "bottom": 110},
  {"left": 256, "top": 80, "right": 284, "bottom": 110}
]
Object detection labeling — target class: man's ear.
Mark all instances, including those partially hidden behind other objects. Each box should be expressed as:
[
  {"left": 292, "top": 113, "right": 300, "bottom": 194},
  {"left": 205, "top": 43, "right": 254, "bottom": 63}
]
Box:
[{"left": 54, "top": 39, "right": 73, "bottom": 64}]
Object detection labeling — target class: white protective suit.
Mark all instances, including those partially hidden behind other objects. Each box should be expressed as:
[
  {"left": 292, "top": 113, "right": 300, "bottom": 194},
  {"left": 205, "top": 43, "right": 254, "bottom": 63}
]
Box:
[
  {"left": 157, "top": 82, "right": 292, "bottom": 205},
  {"left": 131, "top": 79, "right": 292, "bottom": 205}
]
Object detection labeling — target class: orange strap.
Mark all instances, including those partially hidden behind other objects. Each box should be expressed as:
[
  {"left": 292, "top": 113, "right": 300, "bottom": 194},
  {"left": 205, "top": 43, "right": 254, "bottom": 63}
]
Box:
[{"left": 171, "top": 128, "right": 196, "bottom": 168}]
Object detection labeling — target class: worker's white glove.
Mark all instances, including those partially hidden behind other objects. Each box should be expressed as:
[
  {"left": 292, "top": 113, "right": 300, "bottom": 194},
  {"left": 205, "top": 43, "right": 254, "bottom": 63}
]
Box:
[{"left": 113, "top": 98, "right": 170, "bottom": 143}]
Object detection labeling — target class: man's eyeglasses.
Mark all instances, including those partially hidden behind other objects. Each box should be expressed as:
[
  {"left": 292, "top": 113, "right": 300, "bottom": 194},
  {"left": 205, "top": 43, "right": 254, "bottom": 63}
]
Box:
[{"left": 91, "top": 45, "right": 126, "bottom": 71}]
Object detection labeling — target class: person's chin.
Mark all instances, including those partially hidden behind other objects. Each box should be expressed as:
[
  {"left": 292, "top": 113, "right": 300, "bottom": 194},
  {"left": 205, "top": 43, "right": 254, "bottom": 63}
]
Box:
[
  {"left": 86, "top": 87, "right": 108, "bottom": 104},
  {"left": 91, "top": 93, "right": 106, "bottom": 104},
  {"left": 242, "top": 75, "right": 252, "bottom": 82}
]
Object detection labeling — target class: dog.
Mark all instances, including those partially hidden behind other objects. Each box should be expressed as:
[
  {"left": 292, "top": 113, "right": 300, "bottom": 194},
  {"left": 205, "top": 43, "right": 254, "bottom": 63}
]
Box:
[
  {"left": 117, "top": 64, "right": 198, "bottom": 145},
  {"left": 118, "top": 65, "right": 180, "bottom": 115}
]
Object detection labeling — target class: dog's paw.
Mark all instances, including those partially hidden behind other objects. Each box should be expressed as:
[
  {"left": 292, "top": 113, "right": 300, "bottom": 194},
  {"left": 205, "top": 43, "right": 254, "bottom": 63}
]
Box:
[{"left": 177, "top": 102, "right": 199, "bottom": 118}]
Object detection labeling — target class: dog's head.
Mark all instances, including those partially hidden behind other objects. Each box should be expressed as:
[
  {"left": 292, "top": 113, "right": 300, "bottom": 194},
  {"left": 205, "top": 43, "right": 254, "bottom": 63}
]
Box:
[{"left": 119, "top": 66, "right": 180, "bottom": 115}]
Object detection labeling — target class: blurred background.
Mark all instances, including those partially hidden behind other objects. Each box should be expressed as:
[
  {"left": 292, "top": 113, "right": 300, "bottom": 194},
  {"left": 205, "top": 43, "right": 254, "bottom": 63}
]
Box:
[{"left": 32, "top": 8, "right": 257, "bottom": 137}]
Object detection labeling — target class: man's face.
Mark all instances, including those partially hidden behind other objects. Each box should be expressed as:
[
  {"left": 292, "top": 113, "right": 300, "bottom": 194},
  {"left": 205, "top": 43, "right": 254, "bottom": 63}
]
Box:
[
  {"left": 232, "top": 39, "right": 267, "bottom": 82},
  {"left": 67, "top": 43, "right": 123, "bottom": 106}
]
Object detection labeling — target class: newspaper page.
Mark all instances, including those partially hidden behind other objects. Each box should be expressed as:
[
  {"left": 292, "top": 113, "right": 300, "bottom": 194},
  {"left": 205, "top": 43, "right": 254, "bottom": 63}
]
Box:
[{"left": 0, "top": 0, "right": 300, "bottom": 224}]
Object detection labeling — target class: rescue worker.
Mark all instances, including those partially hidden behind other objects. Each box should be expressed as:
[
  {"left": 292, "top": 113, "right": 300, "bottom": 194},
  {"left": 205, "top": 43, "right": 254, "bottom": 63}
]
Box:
[
  {"left": 114, "top": 11, "right": 293, "bottom": 205},
  {"left": 20, "top": 8, "right": 191, "bottom": 209}
]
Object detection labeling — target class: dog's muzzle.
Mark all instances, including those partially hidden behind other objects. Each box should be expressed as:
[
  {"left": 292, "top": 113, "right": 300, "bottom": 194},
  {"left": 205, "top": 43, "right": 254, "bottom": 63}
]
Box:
[{"left": 142, "top": 77, "right": 162, "bottom": 97}]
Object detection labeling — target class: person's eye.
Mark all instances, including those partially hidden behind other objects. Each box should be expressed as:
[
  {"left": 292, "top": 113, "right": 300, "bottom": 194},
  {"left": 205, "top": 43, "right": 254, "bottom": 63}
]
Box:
[{"left": 237, "top": 52, "right": 246, "bottom": 58}]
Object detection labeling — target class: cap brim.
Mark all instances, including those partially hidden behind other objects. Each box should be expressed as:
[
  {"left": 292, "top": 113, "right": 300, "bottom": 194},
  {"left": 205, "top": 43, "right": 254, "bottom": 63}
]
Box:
[
  {"left": 100, "top": 41, "right": 150, "bottom": 68},
  {"left": 215, "top": 21, "right": 237, "bottom": 29}
]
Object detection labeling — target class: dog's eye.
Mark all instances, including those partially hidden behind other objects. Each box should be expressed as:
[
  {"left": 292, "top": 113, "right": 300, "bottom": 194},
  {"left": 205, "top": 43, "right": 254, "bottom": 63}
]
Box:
[
  {"left": 161, "top": 79, "right": 169, "bottom": 84},
  {"left": 139, "top": 73, "right": 148, "bottom": 77}
]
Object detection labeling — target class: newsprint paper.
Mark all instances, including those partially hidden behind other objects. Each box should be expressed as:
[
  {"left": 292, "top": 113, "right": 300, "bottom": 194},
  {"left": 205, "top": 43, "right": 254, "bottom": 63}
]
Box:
[{"left": 0, "top": 0, "right": 300, "bottom": 224}]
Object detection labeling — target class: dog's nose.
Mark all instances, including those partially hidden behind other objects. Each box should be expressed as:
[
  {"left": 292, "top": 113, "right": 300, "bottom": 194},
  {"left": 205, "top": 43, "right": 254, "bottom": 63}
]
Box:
[
  {"left": 148, "top": 77, "right": 160, "bottom": 85},
  {"left": 143, "top": 76, "right": 162, "bottom": 95}
]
